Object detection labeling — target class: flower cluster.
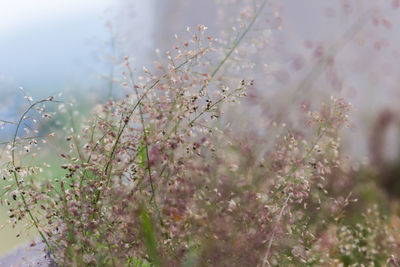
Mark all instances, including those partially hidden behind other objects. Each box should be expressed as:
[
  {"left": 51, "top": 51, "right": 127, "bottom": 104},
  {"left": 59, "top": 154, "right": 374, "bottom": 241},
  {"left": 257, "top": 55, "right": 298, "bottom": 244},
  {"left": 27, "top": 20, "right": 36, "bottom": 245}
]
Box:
[{"left": 1, "top": 1, "right": 400, "bottom": 266}]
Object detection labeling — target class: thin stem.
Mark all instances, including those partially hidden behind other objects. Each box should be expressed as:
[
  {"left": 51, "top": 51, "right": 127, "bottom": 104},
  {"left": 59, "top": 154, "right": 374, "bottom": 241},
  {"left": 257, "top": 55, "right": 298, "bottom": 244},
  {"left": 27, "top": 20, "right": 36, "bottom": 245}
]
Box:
[
  {"left": 0, "top": 119, "right": 16, "bottom": 125},
  {"left": 188, "top": 87, "right": 244, "bottom": 127},
  {"left": 199, "top": 0, "right": 269, "bottom": 95},
  {"left": 68, "top": 108, "right": 84, "bottom": 162},
  {"left": 262, "top": 194, "right": 291, "bottom": 267},
  {"left": 126, "top": 62, "right": 156, "bottom": 204},
  {"left": 11, "top": 98, "right": 57, "bottom": 260},
  {"left": 160, "top": 0, "right": 268, "bottom": 188},
  {"left": 0, "top": 135, "right": 49, "bottom": 145},
  {"left": 261, "top": 119, "right": 329, "bottom": 266},
  {"left": 92, "top": 51, "right": 204, "bottom": 206},
  {"left": 170, "top": 0, "right": 268, "bottom": 134},
  {"left": 79, "top": 132, "right": 108, "bottom": 189}
]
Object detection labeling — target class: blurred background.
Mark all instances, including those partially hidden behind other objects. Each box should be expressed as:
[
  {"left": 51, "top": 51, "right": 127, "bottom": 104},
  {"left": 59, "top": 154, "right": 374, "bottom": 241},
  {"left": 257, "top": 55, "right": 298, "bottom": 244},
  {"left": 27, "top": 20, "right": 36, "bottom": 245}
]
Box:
[
  {"left": 0, "top": 0, "right": 153, "bottom": 123},
  {"left": 1, "top": 0, "right": 400, "bottom": 256}
]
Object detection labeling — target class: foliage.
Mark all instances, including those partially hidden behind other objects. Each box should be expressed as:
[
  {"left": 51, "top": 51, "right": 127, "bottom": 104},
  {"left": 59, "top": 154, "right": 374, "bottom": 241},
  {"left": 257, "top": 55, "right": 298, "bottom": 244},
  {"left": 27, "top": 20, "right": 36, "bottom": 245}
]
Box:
[{"left": 2, "top": 1, "right": 400, "bottom": 266}]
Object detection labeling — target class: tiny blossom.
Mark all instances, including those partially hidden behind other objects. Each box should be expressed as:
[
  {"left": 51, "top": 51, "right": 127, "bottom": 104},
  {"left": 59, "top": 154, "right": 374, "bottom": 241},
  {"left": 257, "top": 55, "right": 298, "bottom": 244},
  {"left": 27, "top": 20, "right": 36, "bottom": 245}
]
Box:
[{"left": 24, "top": 95, "right": 33, "bottom": 102}]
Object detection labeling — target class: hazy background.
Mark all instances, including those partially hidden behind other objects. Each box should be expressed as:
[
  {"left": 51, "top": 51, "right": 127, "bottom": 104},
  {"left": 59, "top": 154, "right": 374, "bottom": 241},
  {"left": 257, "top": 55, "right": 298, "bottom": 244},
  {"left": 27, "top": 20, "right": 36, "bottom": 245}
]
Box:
[{"left": 0, "top": 0, "right": 154, "bottom": 122}]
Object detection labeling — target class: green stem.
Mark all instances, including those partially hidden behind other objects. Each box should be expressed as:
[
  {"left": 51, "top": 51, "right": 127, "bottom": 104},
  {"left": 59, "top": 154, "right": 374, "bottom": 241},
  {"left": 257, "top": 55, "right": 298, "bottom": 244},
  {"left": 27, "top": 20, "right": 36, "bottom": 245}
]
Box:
[
  {"left": 169, "top": 0, "right": 267, "bottom": 136},
  {"left": 199, "top": 0, "right": 269, "bottom": 95},
  {"left": 92, "top": 51, "right": 204, "bottom": 207},
  {"left": 127, "top": 64, "right": 156, "bottom": 204}
]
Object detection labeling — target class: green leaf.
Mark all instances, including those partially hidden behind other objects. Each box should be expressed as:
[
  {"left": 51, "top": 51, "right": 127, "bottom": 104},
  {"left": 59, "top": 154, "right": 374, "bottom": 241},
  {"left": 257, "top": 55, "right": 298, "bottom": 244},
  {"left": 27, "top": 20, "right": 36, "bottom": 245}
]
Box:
[
  {"left": 138, "top": 143, "right": 147, "bottom": 168},
  {"left": 140, "top": 208, "right": 161, "bottom": 267}
]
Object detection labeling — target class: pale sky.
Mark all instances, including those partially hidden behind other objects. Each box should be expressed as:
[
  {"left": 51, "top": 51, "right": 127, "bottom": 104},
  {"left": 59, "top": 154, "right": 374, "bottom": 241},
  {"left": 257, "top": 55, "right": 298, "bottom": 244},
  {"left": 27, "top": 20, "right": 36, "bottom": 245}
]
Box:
[
  {"left": 0, "top": 0, "right": 154, "bottom": 101},
  {"left": 0, "top": 0, "right": 112, "bottom": 36}
]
